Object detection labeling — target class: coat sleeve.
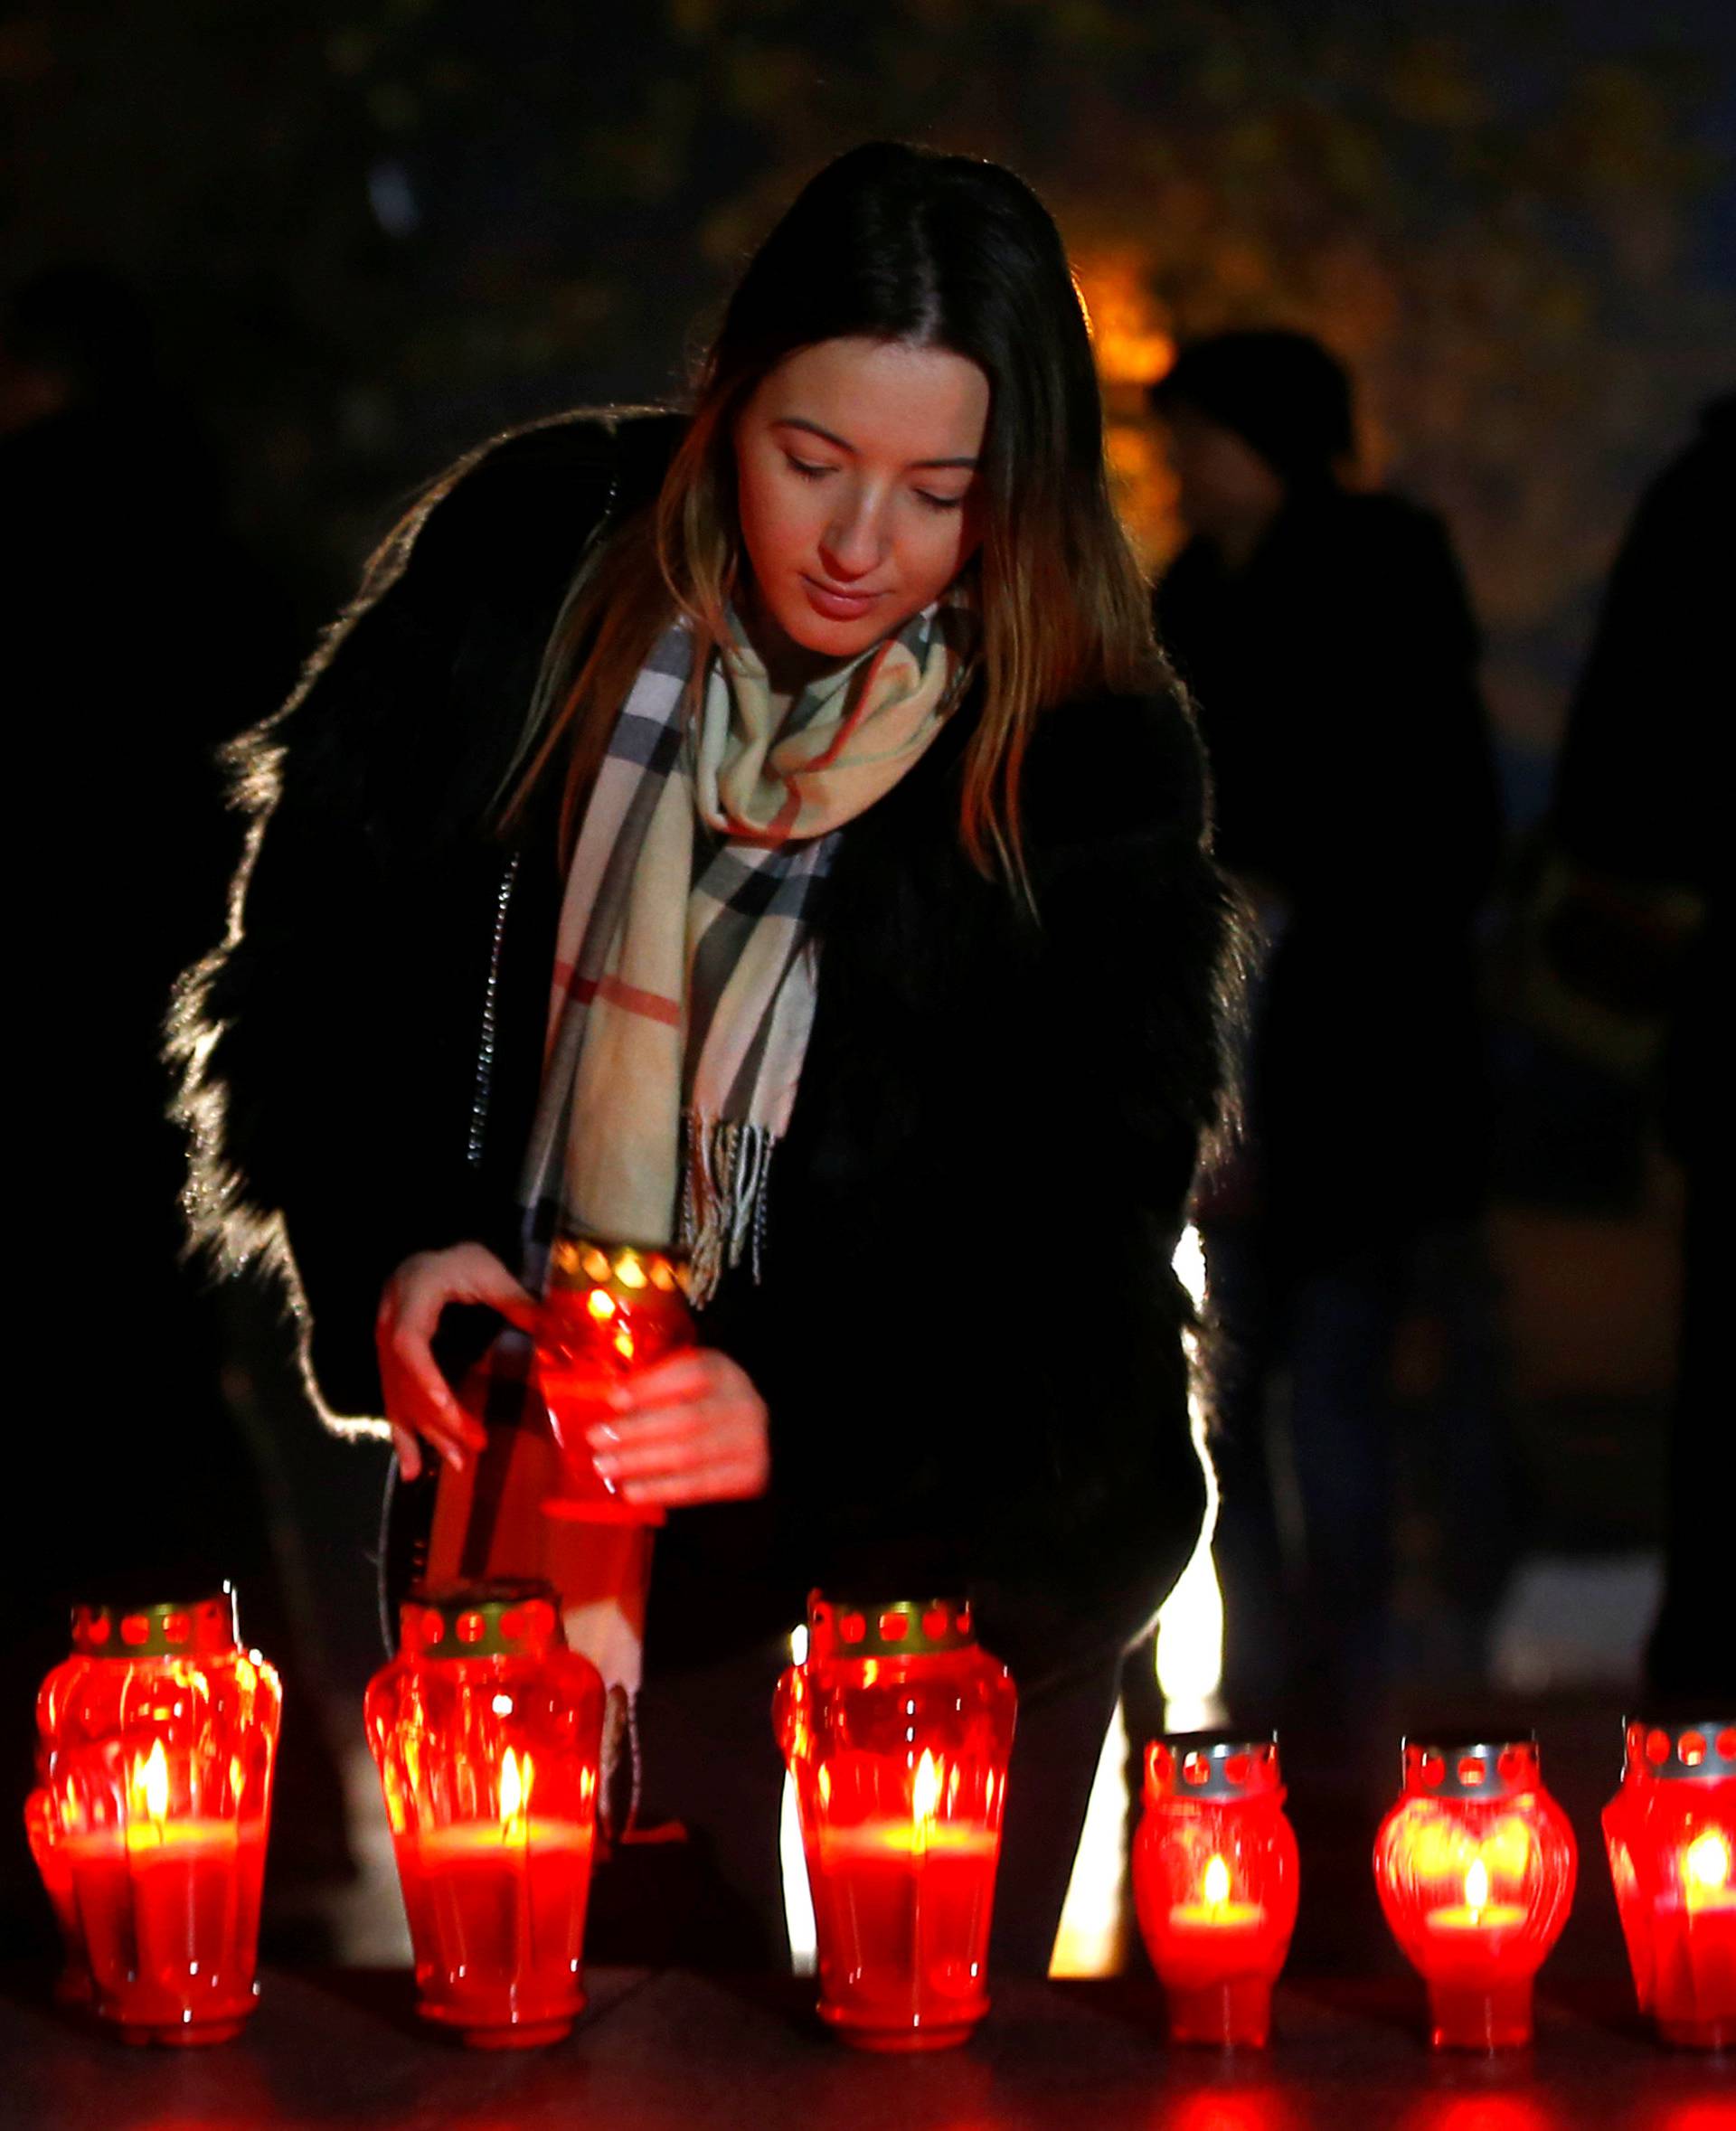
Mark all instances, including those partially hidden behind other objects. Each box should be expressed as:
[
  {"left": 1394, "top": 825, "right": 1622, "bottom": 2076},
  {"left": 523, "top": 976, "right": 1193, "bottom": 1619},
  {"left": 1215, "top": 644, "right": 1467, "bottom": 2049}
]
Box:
[{"left": 166, "top": 414, "right": 625, "bottom": 1432}]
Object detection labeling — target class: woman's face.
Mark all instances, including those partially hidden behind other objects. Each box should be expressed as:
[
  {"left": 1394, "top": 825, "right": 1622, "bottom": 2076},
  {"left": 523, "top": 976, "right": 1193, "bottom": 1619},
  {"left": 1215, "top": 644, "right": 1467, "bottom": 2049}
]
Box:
[{"left": 732, "top": 335, "right": 990, "bottom": 671}]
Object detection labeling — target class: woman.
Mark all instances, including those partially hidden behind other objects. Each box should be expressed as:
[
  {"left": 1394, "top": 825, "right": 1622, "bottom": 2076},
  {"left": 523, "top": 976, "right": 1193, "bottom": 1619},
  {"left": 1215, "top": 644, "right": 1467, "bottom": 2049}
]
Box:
[{"left": 173, "top": 142, "right": 1239, "bottom": 1971}]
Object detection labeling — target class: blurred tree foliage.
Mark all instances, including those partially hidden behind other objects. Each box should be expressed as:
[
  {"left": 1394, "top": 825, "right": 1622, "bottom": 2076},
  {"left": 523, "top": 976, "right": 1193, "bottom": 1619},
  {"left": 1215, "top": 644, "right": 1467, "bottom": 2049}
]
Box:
[{"left": 5, "top": 0, "right": 1730, "bottom": 763}]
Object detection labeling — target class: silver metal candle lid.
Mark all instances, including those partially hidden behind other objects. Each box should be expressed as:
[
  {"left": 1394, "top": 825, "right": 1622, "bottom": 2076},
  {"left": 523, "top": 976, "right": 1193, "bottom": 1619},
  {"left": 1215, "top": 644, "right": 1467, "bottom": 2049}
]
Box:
[
  {"left": 1622, "top": 1718, "right": 1736, "bottom": 1783},
  {"left": 1147, "top": 1732, "right": 1283, "bottom": 1802},
  {"left": 1401, "top": 1736, "right": 1542, "bottom": 1802}
]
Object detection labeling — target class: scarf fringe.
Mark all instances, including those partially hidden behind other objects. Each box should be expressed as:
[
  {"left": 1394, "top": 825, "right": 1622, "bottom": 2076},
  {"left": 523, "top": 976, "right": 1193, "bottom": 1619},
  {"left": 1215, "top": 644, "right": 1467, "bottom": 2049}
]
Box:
[{"left": 679, "top": 1113, "right": 776, "bottom": 1309}]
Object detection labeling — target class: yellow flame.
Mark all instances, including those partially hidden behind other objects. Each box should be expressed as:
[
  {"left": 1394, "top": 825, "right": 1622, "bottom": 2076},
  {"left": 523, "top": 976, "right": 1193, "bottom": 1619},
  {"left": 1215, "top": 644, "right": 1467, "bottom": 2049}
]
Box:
[
  {"left": 613, "top": 1327, "right": 636, "bottom": 1362},
  {"left": 586, "top": 1288, "right": 616, "bottom": 1322},
  {"left": 616, "top": 1254, "right": 647, "bottom": 1289},
  {"left": 1464, "top": 1859, "right": 1489, "bottom": 1913},
  {"left": 499, "top": 1746, "right": 531, "bottom": 1831},
  {"left": 1685, "top": 1831, "right": 1731, "bottom": 1892},
  {"left": 132, "top": 1740, "right": 170, "bottom": 1825},
  {"left": 1203, "top": 1853, "right": 1231, "bottom": 1908},
  {"left": 912, "top": 1749, "right": 941, "bottom": 1826}
]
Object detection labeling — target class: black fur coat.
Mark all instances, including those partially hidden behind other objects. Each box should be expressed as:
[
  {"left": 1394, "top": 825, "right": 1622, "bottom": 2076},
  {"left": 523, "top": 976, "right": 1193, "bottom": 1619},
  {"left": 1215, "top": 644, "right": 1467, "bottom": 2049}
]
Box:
[{"left": 174, "top": 408, "right": 1241, "bottom": 1689}]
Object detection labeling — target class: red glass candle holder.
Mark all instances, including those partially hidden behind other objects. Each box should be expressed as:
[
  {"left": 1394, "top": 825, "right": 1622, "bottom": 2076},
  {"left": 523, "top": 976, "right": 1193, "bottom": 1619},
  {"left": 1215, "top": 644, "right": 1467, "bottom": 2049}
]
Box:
[
  {"left": 33, "top": 1587, "right": 279, "bottom": 2045},
  {"left": 534, "top": 1236, "right": 693, "bottom": 1523},
  {"left": 24, "top": 1787, "right": 90, "bottom": 2005},
  {"left": 1603, "top": 1716, "right": 1736, "bottom": 2049},
  {"left": 365, "top": 1579, "right": 605, "bottom": 2049},
  {"left": 1373, "top": 1735, "right": 1577, "bottom": 2051},
  {"left": 1133, "top": 1732, "right": 1300, "bottom": 2047},
  {"left": 774, "top": 1593, "right": 1017, "bottom": 2051}
]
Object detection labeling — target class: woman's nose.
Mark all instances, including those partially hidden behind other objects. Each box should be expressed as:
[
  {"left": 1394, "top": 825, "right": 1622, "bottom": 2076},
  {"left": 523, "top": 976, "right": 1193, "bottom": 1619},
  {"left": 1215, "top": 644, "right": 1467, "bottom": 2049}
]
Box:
[{"left": 818, "top": 490, "right": 886, "bottom": 580}]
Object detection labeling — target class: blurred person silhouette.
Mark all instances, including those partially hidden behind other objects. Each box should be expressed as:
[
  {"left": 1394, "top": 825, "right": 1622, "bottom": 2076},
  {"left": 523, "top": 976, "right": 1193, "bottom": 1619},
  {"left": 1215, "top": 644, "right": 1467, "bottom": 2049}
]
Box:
[
  {"left": 1548, "top": 391, "right": 1733, "bottom": 1702},
  {"left": 0, "top": 263, "right": 347, "bottom": 1954},
  {"left": 1149, "top": 331, "right": 1507, "bottom": 1753}
]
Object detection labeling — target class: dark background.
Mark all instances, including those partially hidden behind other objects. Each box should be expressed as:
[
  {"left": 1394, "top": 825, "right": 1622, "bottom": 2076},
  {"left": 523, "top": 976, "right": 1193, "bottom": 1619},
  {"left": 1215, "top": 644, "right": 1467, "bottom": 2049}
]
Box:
[{"left": 4, "top": 0, "right": 1731, "bottom": 1969}]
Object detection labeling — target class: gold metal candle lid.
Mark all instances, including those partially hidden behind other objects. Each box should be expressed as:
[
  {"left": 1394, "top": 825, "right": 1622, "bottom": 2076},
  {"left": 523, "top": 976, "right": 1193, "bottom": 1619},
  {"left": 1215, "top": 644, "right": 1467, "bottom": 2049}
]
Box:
[
  {"left": 548, "top": 1235, "right": 689, "bottom": 1303},
  {"left": 1402, "top": 1735, "right": 1541, "bottom": 1802},
  {"left": 71, "top": 1587, "right": 239, "bottom": 1659},
  {"left": 402, "top": 1579, "right": 564, "bottom": 1661},
  {"left": 1623, "top": 1718, "right": 1736, "bottom": 1783},
  {"left": 806, "top": 1592, "right": 976, "bottom": 1660},
  {"left": 1147, "top": 1732, "right": 1283, "bottom": 1803}
]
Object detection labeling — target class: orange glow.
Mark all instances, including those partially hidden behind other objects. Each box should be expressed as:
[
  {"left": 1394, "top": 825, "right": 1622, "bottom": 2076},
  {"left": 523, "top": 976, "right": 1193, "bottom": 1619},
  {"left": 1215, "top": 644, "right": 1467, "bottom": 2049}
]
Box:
[
  {"left": 585, "top": 1289, "right": 616, "bottom": 1322},
  {"left": 1401, "top": 2099, "right": 1554, "bottom": 2131},
  {"left": 615, "top": 1255, "right": 647, "bottom": 1290},
  {"left": 1165, "top": 2096, "right": 1298, "bottom": 2131},
  {"left": 1073, "top": 254, "right": 1175, "bottom": 386}
]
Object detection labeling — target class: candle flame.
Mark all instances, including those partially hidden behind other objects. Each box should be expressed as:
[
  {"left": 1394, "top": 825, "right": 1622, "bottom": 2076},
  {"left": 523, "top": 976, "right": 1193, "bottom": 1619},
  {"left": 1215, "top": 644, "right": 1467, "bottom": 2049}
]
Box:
[
  {"left": 1464, "top": 1859, "right": 1489, "bottom": 1914},
  {"left": 613, "top": 1326, "right": 636, "bottom": 1362},
  {"left": 912, "top": 1749, "right": 941, "bottom": 1826},
  {"left": 499, "top": 1746, "right": 531, "bottom": 1830},
  {"left": 1685, "top": 1831, "right": 1731, "bottom": 1891},
  {"left": 131, "top": 1740, "right": 170, "bottom": 1825},
  {"left": 586, "top": 1288, "right": 616, "bottom": 1322},
  {"left": 1203, "top": 1853, "right": 1231, "bottom": 1908}
]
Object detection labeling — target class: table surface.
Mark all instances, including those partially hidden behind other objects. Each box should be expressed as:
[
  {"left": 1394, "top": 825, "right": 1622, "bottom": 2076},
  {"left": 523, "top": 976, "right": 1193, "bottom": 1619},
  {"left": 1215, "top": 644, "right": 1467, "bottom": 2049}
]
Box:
[{"left": 2, "top": 1966, "right": 1731, "bottom": 2131}]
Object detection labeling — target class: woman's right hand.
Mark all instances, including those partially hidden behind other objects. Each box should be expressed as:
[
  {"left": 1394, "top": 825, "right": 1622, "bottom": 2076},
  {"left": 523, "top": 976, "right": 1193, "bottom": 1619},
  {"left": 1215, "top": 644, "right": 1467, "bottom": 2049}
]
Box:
[{"left": 376, "top": 1243, "right": 541, "bottom": 1480}]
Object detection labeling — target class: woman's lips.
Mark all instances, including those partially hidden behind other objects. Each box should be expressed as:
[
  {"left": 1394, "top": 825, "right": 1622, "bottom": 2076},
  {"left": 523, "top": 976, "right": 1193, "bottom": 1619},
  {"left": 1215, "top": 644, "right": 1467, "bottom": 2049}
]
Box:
[{"left": 801, "top": 576, "right": 884, "bottom": 621}]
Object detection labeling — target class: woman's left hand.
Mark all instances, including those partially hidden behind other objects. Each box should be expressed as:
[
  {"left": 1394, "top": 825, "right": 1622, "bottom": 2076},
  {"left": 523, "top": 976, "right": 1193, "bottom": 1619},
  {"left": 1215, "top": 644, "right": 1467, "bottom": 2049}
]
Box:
[{"left": 586, "top": 1348, "right": 770, "bottom": 1507}]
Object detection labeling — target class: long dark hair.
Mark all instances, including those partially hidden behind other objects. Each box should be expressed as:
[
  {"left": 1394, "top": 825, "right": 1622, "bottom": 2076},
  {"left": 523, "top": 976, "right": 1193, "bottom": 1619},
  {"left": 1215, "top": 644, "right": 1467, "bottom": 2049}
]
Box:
[{"left": 508, "top": 140, "right": 1156, "bottom": 891}]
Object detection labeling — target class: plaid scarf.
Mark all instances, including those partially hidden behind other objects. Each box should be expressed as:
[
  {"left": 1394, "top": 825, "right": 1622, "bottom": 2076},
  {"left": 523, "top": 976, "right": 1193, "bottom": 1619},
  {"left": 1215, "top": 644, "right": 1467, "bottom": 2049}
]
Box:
[{"left": 520, "top": 594, "right": 974, "bottom": 1306}]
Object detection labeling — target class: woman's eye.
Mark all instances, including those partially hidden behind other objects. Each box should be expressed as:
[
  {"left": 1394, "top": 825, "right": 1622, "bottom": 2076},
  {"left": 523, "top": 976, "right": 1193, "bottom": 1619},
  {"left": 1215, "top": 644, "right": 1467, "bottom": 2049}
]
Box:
[
  {"left": 785, "top": 455, "right": 834, "bottom": 481},
  {"left": 914, "top": 490, "right": 967, "bottom": 514}
]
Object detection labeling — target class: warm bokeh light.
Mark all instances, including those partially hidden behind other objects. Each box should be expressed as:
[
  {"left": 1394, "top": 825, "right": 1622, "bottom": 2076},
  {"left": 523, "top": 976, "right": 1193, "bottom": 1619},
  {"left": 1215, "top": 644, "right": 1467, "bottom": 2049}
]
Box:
[{"left": 1074, "top": 253, "right": 1177, "bottom": 387}]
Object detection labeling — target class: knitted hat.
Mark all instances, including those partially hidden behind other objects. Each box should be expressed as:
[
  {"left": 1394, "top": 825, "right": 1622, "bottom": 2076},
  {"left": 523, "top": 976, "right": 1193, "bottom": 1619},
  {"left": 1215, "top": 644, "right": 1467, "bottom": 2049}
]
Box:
[{"left": 1149, "top": 329, "right": 1354, "bottom": 486}]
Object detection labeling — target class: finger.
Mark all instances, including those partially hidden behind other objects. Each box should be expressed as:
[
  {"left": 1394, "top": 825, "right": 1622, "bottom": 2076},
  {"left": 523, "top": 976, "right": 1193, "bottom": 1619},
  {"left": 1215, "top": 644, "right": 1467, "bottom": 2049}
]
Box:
[
  {"left": 380, "top": 1359, "right": 480, "bottom": 1474},
  {"left": 601, "top": 1414, "right": 768, "bottom": 1484},
  {"left": 623, "top": 1457, "right": 769, "bottom": 1506},
  {"left": 587, "top": 1404, "right": 721, "bottom": 1457},
  {"left": 458, "top": 1260, "right": 542, "bottom": 1334},
  {"left": 610, "top": 1351, "right": 726, "bottom": 1409},
  {"left": 392, "top": 1340, "right": 488, "bottom": 1452}
]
